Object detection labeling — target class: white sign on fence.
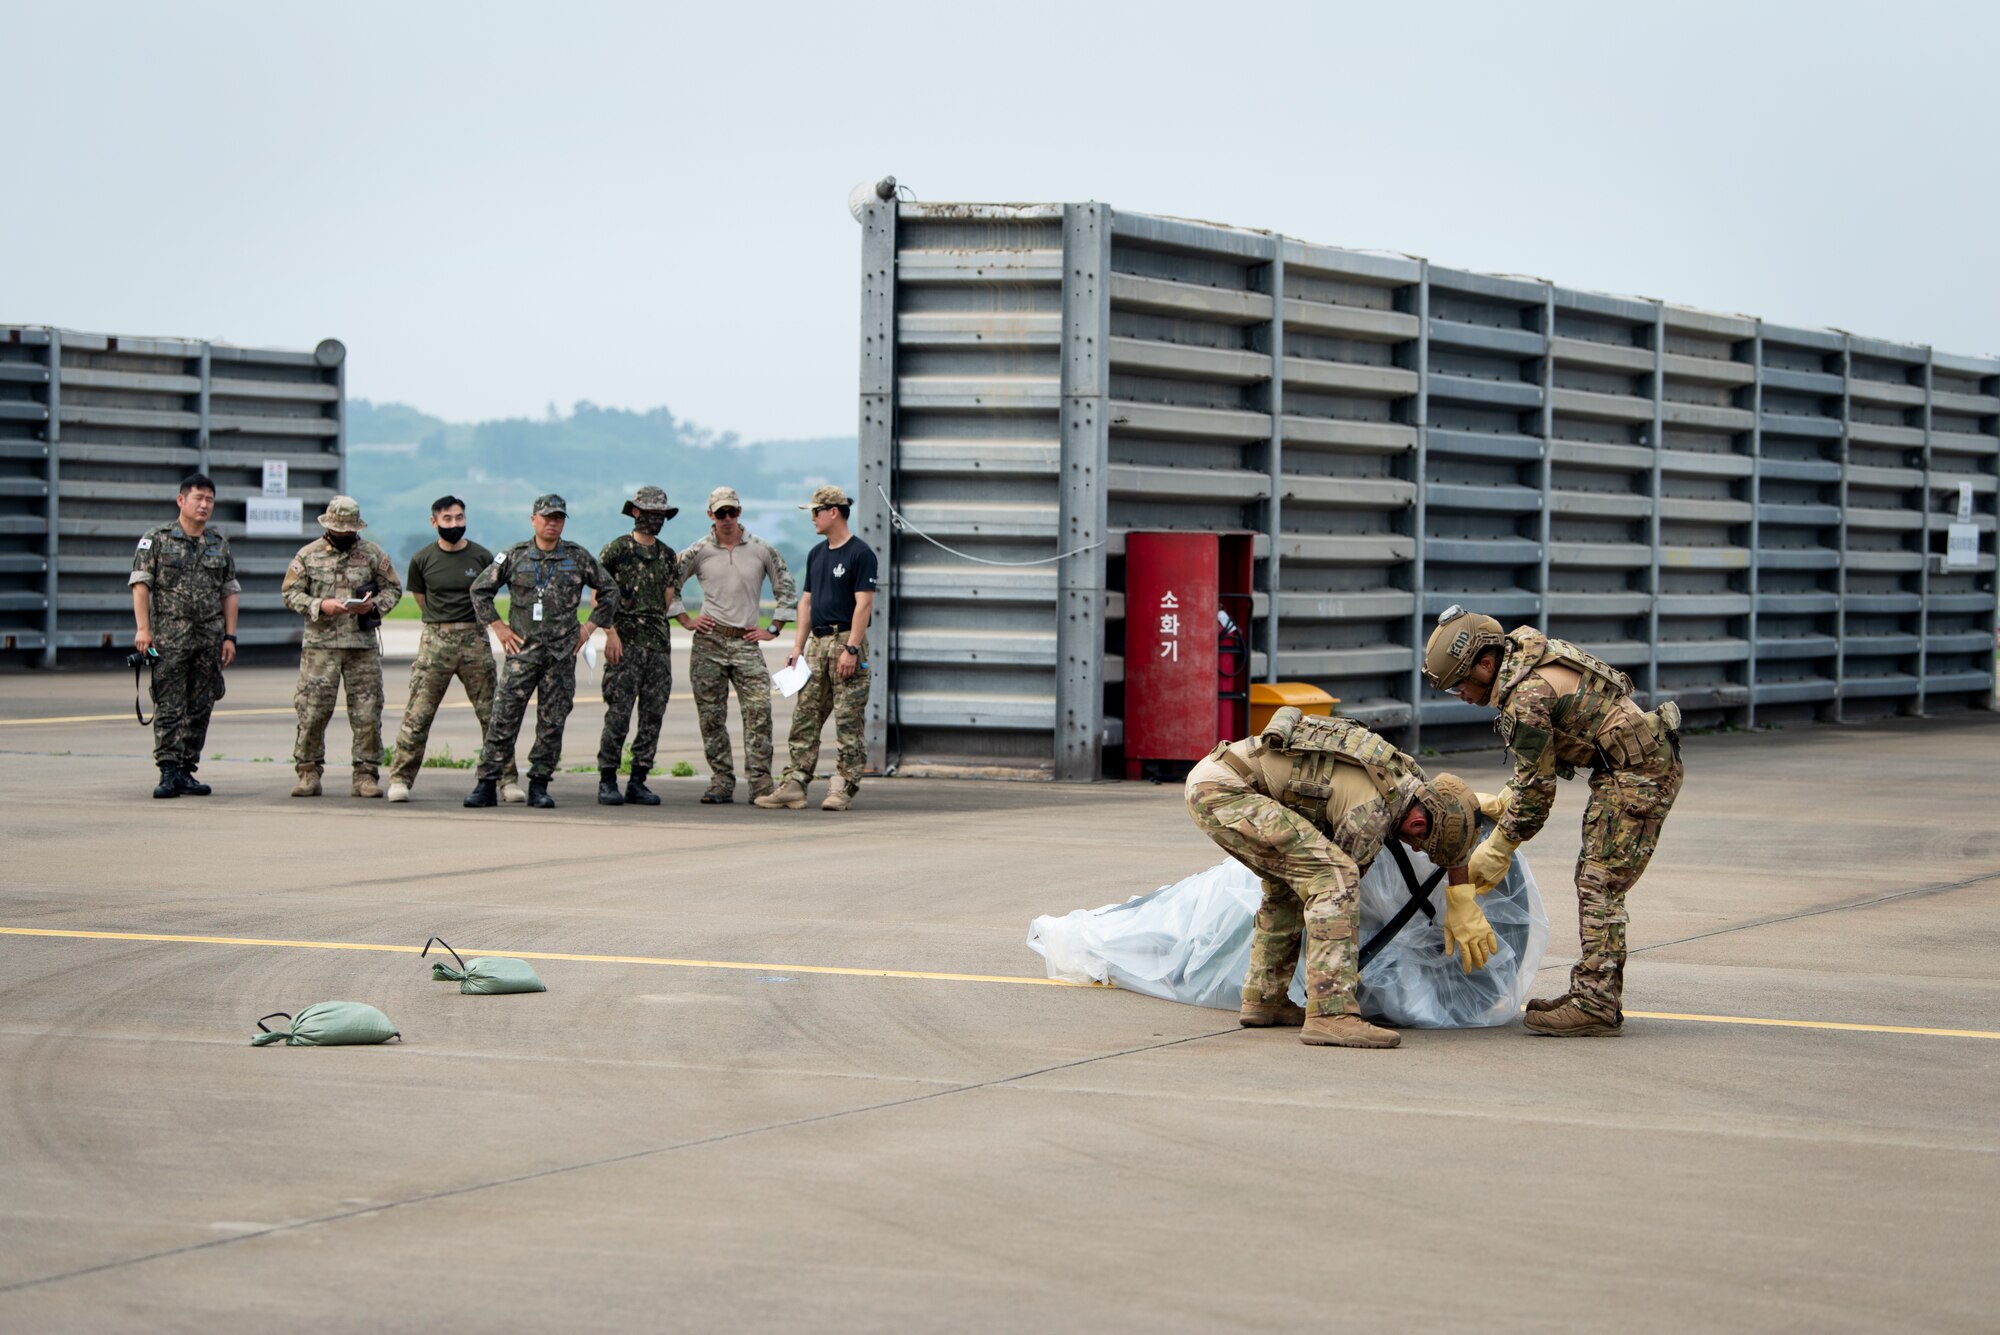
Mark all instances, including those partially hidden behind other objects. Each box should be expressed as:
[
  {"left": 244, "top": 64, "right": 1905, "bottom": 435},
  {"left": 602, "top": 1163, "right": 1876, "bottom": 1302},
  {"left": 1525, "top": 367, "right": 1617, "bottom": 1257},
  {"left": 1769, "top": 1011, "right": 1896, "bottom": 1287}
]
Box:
[
  {"left": 1958, "top": 481, "right": 1975, "bottom": 523},
  {"left": 262, "top": 460, "right": 289, "bottom": 498},
  {"left": 246, "top": 496, "right": 303, "bottom": 537},
  {"left": 1945, "top": 522, "right": 1980, "bottom": 571}
]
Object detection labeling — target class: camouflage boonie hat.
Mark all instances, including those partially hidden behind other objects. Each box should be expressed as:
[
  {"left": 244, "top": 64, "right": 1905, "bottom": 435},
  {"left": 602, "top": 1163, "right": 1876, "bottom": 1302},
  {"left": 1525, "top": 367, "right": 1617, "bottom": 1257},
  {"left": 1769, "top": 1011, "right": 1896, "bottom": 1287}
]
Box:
[
  {"left": 532, "top": 494, "right": 569, "bottom": 518},
  {"left": 801, "top": 484, "right": 853, "bottom": 510},
  {"left": 621, "top": 484, "right": 679, "bottom": 520},
  {"left": 707, "top": 486, "right": 742, "bottom": 512},
  {"left": 317, "top": 496, "right": 367, "bottom": 532}
]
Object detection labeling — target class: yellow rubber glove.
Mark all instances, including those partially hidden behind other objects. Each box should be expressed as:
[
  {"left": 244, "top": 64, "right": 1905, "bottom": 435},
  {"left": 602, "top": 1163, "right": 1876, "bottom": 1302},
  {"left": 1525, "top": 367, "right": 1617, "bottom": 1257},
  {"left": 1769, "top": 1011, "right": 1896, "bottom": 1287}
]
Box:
[
  {"left": 1441, "top": 882, "right": 1498, "bottom": 973},
  {"left": 1475, "top": 791, "right": 1508, "bottom": 822},
  {"left": 1466, "top": 828, "right": 1519, "bottom": 894}
]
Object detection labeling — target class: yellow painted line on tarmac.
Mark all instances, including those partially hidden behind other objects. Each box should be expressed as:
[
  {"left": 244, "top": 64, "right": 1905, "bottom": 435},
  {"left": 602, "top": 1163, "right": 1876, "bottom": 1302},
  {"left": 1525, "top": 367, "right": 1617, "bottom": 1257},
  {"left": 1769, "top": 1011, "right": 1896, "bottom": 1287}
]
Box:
[
  {"left": 0, "top": 696, "right": 659, "bottom": 728},
  {"left": 1620, "top": 1009, "right": 2000, "bottom": 1040},
  {"left": 4, "top": 927, "right": 1997, "bottom": 1037},
  {"left": 0, "top": 926, "right": 1103, "bottom": 989}
]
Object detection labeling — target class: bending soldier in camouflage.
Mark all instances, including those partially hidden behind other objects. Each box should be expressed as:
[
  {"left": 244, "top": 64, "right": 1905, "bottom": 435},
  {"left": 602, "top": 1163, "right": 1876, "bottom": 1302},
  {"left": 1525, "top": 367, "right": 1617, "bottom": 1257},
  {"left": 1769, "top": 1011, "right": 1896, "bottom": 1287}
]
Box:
[
  {"left": 1423, "top": 607, "right": 1685, "bottom": 1037},
  {"left": 279, "top": 496, "right": 403, "bottom": 798},
  {"left": 129, "top": 473, "right": 239, "bottom": 798},
  {"left": 675, "top": 486, "right": 797, "bottom": 803},
  {"left": 464, "top": 494, "right": 620, "bottom": 810},
  {"left": 1184, "top": 708, "right": 1488, "bottom": 1050},
  {"left": 596, "top": 485, "right": 682, "bottom": 806}
]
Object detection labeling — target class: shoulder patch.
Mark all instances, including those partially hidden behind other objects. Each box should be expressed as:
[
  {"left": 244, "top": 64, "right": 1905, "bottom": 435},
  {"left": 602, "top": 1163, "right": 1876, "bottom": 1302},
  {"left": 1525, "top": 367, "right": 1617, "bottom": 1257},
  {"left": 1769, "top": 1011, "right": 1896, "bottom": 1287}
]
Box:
[
  {"left": 137, "top": 537, "right": 152, "bottom": 550},
  {"left": 289, "top": 559, "right": 304, "bottom": 575},
  {"left": 494, "top": 551, "right": 508, "bottom": 565}
]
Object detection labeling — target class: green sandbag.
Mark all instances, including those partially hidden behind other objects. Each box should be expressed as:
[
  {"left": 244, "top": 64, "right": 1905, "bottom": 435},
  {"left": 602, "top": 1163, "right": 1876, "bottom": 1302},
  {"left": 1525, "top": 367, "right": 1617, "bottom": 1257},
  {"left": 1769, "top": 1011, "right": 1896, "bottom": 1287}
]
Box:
[
  {"left": 251, "top": 1001, "right": 401, "bottom": 1047},
  {"left": 422, "top": 936, "right": 547, "bottom": 995}
]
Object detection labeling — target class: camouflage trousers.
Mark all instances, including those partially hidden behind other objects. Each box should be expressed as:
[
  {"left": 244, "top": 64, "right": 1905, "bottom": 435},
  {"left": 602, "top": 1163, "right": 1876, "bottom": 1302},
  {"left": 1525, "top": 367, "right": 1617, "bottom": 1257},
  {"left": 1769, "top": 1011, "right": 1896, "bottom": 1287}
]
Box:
[
  {"left": 151, "top": 640, "right": 224, "bottom": 771},
  {"left": 388, "top": 623, "right": 515, "bottom": 788},
  {"left": 598, "top": 641, "right": 672, "bottom": 771},
  {"left": 478, "top": 642, "right": 578, "bottom": 782},
  {"left": 689, "top": 631, "right": 774, "bottom": 794},
  {"left": 782, "top": 634, "right": 870, "bottom": 790},
  {"left": 294, "top": 646, "right": 384, "bottom": 772},
  {"left": 1185, "top": 774, "right": 1364, "bottom": 1018},
  {"left": 1568, "top": 746, "right": 1685, "bottom": 1022}
]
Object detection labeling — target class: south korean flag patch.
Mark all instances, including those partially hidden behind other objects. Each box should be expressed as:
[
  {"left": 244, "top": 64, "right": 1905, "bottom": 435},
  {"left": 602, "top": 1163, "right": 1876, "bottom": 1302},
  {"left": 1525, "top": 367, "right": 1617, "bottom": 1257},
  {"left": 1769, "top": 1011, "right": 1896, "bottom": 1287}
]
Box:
[{"left": 137, "top": 537, "right": 152, "bottom": 550}]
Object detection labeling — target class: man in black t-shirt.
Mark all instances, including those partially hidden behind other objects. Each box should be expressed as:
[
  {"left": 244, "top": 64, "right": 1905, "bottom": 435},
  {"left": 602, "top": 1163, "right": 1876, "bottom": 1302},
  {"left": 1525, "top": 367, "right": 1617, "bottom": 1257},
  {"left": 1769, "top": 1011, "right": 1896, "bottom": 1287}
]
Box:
[
  {"left": 386, "top": 496, "right": 520, "bottom": 802},
  {"left": 755, "top": 485, "right": 877, "bottom": 812}
]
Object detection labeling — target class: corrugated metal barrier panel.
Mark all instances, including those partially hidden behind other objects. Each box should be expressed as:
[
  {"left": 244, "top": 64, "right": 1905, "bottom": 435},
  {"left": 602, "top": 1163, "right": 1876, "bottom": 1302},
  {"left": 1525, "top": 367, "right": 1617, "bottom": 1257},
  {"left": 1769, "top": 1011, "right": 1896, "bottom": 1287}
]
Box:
[
  {"left": 860, "top": 201, "right": 1998, "bottom": 775},
  {"left": 0, "top": 326, "right": 345, "bottom": 663}
]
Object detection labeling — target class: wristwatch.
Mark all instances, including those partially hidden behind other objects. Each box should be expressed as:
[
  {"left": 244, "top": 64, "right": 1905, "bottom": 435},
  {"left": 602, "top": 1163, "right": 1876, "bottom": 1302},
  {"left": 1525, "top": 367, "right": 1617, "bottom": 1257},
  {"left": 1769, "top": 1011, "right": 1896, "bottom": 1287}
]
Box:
[
  {"left": 841, "top": 644, "right": 860, "bottom": 656},
  {"left": 223, "top": 634, "right": 238, "bottom": 644}
]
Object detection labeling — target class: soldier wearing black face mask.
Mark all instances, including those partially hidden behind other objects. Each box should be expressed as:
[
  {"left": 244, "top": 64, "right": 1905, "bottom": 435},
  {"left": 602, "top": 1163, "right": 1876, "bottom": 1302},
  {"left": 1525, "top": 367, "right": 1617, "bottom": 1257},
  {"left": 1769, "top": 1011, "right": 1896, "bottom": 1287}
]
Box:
[
  {"left": 594, "top": 484, "right": 683, "bottom": 806},
  {"left": 384, "top": 495, "right": 521, "bottom": 803},
  {"left": 279, "top": 495, "right": 403, "bottom": 797}
]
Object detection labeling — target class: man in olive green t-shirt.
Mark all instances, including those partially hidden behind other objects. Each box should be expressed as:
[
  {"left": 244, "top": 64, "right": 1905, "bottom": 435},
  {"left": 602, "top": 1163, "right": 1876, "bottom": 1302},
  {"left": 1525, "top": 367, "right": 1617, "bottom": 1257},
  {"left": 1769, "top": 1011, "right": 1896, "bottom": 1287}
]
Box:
[{"left": 385, "top": 496, "right": 520, "bottom": 802}]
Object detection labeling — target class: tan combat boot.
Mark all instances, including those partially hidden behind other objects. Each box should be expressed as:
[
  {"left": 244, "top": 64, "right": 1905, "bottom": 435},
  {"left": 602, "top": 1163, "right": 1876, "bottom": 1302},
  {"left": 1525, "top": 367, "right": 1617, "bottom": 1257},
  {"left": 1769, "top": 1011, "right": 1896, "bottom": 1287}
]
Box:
[
  {"left": 754, "top": 779, "right": 807, "bottom": 809},
  {"left": 290, "top": 765, "right": 322, "bottom": 797},
  {"left": 385, "top": 781, "right": 411, "bottom": 803},
  {"left": 500, "top": 780, "right": 527, "bottom": 805},
  {"left": 1525, "top": 993, "right": 1573, "bottom": 1014},
  {"left": 1523, "top": 1000, "right": 1622, "bottom": 1037},
  {"left": 820, "top": 779, "right": 855, "bottom": 812},
  {"left": 1239, "top": 999, "right": 1307, "bottom": 1028},
  {"left": 352, "top": 769, "right": 383, "bottom": 799},
  {"left": 1301, "top": 1014, "right": 1401, "bottom": 1049}
]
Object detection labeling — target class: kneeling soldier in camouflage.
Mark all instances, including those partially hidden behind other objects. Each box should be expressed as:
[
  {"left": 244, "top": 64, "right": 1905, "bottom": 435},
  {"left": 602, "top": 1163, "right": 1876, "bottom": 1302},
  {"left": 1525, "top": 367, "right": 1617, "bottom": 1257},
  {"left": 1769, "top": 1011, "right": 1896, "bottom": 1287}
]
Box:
[
  {"left": 1423, "top": 607, "right": 1685, "bottom": 1037},
  {"left": 1185, "top": 708, "right": 1488, "bottom": 1050}
]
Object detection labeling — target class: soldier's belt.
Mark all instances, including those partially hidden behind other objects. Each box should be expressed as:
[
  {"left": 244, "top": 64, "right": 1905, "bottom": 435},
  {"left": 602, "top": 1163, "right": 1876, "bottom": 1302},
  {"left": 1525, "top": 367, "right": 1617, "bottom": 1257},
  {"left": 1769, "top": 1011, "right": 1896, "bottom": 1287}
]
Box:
[
  {"left": 423, "top": 620, "right": 483, "bottom": 631},
  {"left": 810, "top": 622, "right": 852, "bottom": 638},
  {"left": 701, "top": 623, "right": 752, "bottom": 639},
  {"left": 1211, "top": 740, "right": 1262, "bottom": 791}
]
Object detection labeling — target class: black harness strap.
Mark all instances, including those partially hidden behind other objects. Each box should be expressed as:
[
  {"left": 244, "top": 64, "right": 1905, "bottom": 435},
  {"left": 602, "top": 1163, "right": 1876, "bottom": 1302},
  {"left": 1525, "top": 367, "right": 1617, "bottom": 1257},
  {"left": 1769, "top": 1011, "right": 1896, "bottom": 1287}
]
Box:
[{"left": 1358, "top": 838, "right": 1446, "bottom": 968}]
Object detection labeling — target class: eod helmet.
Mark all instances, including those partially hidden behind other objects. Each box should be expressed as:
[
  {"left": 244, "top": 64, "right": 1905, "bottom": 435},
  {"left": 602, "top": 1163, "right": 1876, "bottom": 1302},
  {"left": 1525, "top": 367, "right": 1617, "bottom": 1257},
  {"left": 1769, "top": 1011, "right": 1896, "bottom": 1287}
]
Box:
[
  {"left": 1414, "top": 773, "right": 1479, "bottom": 867},
  {"left": 1422, "top": 605, "right": 1504, "bottom": 692}
]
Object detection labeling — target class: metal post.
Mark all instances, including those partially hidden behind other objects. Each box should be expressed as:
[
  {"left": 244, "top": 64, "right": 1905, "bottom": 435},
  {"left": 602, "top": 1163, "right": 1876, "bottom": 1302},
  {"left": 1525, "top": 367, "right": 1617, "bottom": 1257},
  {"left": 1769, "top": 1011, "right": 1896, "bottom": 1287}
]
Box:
[
  {"left": 1834, "top": 335, "right": 1851, "bottom": 723},
  {"left": 41, "top": 330, "right": 60, "bottom": 668},
  {"left": 1746, "top": 328, "right": 1764, "bottom": 729},
  {"left": 856, "top": 197, "right": 898, "bottom": 773},
  {"left": 196, "top": 343, "right": 213, "bottom": 477},
  {"left": 1646, "top": 307, "right": 1665, "bottom": 707},
  {"left": 1406, "top": 262, "right": 1431, "bottom": 751},
  {"left": 1262, "top": 237, "right": 1284, "bottom": 685},
  {"left": 1537, "top": 292, "right": 1554, "bottom": 632},
  {"left": 1915, "top": 349, "right": 1933, "bottom": 716},
  {"left": 1055, "top": 202, "right": 1112, "bottom": 781}
]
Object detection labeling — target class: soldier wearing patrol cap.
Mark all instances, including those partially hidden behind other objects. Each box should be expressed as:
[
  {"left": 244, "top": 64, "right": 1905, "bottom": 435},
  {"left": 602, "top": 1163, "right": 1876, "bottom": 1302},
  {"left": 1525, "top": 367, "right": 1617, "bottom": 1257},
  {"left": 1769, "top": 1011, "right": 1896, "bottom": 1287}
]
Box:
[
  {"left": 464, "top": 494, "right": 620, "bottom": 810},
  {"left": 1184, "top": 708, "right": 1489, "bottom": 1050},
  {"left": 756, "top": 485, "right": 876, "bottom": 812},
  {"left": 1423, "top": 606, "right": 1686, "bottom": 1037},
  {"left": 279, "top": 495, "right": 403, "bottom": 798},
  {"left": 594, "top": 485, "right": 681, "bottom": 806},
  {"left": 674, "top": 485, "right": 797, "bottom": 804}
]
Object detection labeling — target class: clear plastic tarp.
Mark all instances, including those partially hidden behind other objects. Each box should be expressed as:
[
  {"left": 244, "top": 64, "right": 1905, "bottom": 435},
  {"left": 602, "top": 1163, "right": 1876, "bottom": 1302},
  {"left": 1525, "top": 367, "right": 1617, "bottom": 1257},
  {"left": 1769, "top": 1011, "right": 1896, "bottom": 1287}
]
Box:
[{"left": 1028, "top": 832, "right": 1549, "bottom": 1028}]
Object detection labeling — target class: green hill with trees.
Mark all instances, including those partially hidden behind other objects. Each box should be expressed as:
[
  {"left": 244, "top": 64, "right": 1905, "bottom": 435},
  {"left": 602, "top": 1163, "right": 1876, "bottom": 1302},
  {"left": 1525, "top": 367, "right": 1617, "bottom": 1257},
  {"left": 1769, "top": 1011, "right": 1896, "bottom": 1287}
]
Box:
[{"left": 345, "top": 399, "right": 855, "bottom": 576}]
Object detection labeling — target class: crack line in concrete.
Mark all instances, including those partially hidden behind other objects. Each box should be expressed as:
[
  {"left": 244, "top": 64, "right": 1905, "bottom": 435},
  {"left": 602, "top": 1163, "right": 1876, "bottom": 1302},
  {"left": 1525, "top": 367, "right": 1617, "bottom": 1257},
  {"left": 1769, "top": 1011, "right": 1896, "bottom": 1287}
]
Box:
[
  {"left": 0, "top": 1026, "right": 1239, "bottom": 1296},
  {"left": 1629, "top": 867, "right": 2000, "bottom": 957}
]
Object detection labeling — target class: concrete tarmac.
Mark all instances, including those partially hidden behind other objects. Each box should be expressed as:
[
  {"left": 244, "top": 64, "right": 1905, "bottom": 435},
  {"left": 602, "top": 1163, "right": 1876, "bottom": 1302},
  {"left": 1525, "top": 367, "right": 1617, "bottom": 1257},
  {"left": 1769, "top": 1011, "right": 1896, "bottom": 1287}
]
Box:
[{"left": 1, "top": 662, "right": 1996, "bottom": 1332}]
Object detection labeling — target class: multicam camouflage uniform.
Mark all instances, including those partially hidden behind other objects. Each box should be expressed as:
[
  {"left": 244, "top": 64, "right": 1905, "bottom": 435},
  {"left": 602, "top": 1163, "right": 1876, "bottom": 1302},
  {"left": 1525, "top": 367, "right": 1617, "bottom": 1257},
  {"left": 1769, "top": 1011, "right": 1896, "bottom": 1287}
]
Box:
[
  {"left": 596, "top": 533, "right": 679, "bottom": 773},
  {"left": 470, "top": 538, "right": 618, "bottom": 782},
  {"left": 1489, "top": 628, "right": 1684, "bottom": 1024},
  {"left": 129, "top": 522, "right": 239, "bottom": 774},
  {"left": 388, "top": 623, "right": 516, "bottom": 789},
  {"left": 1184, "top": 716, "right": 1435, "bottom": 1018},
  {"left": 677, "top": 528, "right": 796, "bottom": 795},
  {"left": 280, "top": 533, "right": 402, "bottom": 775},
  {"left": 782, "top": 632, "right": 871, "bottom": 793}
]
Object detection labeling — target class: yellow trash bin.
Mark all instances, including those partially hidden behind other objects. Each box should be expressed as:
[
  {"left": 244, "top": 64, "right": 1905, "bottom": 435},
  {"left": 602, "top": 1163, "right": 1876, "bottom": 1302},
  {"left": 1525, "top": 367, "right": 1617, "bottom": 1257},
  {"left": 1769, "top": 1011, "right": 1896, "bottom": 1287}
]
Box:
[{"left": 1248, "top": 682, "right": 1339, "bottom": 736}]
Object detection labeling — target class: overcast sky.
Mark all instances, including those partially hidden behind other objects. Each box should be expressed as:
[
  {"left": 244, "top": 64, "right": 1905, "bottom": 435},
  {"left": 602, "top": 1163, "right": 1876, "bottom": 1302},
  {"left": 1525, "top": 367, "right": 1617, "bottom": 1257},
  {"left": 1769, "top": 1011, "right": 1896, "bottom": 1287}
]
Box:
[{"left": 9, "top": 2, "right": 1997, "bottom": 442}]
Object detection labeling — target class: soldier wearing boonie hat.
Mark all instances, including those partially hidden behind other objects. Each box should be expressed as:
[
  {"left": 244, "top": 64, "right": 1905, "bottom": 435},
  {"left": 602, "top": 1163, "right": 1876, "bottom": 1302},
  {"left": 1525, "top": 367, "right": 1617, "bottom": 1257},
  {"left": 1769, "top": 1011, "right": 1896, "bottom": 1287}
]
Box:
[
  {"left": 463, "top": 493, "right": 621, "bottom": 810},
  {"left": 756, "top": 483, "right": 875, "bottom": 812},
  {"left": 674, "top": 484, "right": 797, "bottom": 802},
  {"left": 279, "top": 494, "right": 404, "bottom": 798},
  {"left": 594, "top": 485, "right": 683, "bottom": 806}
]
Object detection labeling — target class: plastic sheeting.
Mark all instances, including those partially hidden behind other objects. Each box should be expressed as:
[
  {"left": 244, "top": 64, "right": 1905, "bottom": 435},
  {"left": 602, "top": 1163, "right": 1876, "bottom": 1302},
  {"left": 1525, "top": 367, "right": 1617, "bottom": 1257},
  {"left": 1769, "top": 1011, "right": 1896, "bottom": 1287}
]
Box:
[{"left": 1027, "top": 828, "right": 1549, "bottom": 1028}]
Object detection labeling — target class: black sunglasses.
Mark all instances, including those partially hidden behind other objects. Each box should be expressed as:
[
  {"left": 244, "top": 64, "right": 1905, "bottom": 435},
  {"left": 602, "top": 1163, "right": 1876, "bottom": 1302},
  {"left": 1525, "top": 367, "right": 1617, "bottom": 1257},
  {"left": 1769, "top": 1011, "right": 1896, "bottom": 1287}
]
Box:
[
  {"left": 811, "top": 505, "right": 836, "bottom": 515},
  {"left": 712, "top": 507, "right": 741, "bottom": 519}
]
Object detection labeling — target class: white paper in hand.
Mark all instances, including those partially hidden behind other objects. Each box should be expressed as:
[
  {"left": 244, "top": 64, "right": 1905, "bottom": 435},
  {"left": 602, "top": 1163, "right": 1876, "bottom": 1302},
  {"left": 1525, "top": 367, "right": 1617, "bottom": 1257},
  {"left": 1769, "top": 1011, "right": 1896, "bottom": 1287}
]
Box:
[
  {"left": 581, "top": 639, "right": 600, "bottom": 671},
  {"left": 771, "top": 656, "right": 812, "bottom": 698}
]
